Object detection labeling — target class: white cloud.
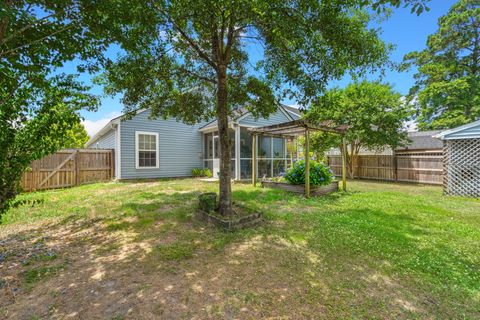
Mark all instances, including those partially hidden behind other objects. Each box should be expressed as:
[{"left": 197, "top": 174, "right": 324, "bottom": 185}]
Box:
[{"left": 82, "top": 111, "right": 122, "bottom": 137}]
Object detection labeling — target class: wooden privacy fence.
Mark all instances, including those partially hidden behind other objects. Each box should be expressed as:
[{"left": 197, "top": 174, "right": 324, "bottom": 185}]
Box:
[
  {"left": 327, "top": 151, "right": 443, "bottom": 185},
  {"left": 21, "top": 149, "right": 114, "bottom": 192}
]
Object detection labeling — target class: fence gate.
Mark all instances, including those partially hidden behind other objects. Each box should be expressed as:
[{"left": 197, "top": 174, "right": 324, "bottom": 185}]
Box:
[{"left": 21, "top": 149, "right": 114, "bottom": 192}]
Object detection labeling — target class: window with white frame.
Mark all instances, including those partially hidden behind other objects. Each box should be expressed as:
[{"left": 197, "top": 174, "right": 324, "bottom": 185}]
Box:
[{"left": 135, "top": 131, "right": 159, "bottom": 169}]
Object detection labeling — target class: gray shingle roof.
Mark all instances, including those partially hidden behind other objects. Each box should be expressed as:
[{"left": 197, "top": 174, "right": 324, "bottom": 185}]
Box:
[{"left": 397, "top": 130, "right": 444, "bottom": 150}]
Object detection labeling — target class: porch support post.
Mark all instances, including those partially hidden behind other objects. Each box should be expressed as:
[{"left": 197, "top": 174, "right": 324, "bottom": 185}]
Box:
[
  {"left": 289, "top": 138, "right": 294, "bottom": 169},
  {"left": 252, "top": 134, "right": 257, "bottom": 187},
  {"left": 342, "top": 135, "right": 347, "bottom": 192},
  {"left": 305, "top": 129, "right": 310, "bottom": 198}
]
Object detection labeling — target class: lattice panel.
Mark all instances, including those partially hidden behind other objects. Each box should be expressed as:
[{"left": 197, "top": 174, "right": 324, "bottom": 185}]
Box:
[{"left": 444, "top": 139, "right": 480, "bottom": 197}]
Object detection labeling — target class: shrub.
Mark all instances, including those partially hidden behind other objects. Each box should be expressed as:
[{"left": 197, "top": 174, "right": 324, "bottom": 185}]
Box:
[
  {"left": 284, "top": 160, "right": 334, "bottom": 186},
  {"left": 192, "top": 168, "right": 213, "bottom": 178},
  {"left": 198, "top": 192, "right": 217, "bottom": 212}
]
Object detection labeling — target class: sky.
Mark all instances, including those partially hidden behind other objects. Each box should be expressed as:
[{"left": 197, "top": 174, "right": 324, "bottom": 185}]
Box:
[{"left": 77, "top": 1, "right": 458, "bottom": 137}]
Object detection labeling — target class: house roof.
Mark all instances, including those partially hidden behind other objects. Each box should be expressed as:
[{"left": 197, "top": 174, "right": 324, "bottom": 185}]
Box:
[
  {"left": 434, "top": 119, "right": 480, "bottom": 140},
  {"left": 397, "top": 130, "right": 444, "bottom": 151},
  {"left": 86, "top": 104, "right": 299, "bottom": 147},
  {"left": 282, "top": 105, "right": 302, "bottom": 118},
  {"left": 84, "top": 109, "right": 147, "bottom": 148},
  {"left": 198, "top": 104, "right": 296, "bottom": 131}
]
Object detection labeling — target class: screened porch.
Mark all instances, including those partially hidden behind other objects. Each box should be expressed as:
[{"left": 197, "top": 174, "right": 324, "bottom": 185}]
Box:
[{"left": 202, "top": 126, "right": 296, "bottom": 180}]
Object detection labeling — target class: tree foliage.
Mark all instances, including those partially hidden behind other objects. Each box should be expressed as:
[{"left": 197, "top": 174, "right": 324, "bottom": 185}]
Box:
[
  {"left": 298, "top": 131, "right": 341, "bottom": 162},
  {"left": 0, "top": 1, "right": 105, "bottom": 216},
  {"left": 305, "top": 81, "right": 410, "bottom": 178},
  {"left": 96, "top": 0, "right": 426, "bottom": 215},
  {"left": 403, "top": 0, "right": 480, "bottom": 129},
  {"left": 62, "top": 122, "right": 90, "bottom": 149}
]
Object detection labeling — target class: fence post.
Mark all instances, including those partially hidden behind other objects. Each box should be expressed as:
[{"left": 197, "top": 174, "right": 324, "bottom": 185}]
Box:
[
  {"left": 111, "top": 150, "right": 115, "bottom": 179},
  {"left": 393, "top": 151, "right": 398, "bottom": 182},
  {"left": 341, "top": 136, "right": 347, "bottom": 192},
  {"left": 75, "top": 149, "right": 80, "bottom": 186}
]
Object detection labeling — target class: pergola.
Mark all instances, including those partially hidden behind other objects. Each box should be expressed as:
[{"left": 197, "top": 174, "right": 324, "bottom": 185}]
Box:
[{"left": 248, "top": 119, "right": 349, "bottom": 198}]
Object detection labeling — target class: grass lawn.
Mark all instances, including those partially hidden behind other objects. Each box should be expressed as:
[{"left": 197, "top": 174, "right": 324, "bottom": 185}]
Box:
[{"left": 0, "top": 179, "right": 479, "bottom": 319}]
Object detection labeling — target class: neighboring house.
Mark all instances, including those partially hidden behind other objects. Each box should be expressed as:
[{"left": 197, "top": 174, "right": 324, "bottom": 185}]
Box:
[
  {"left": 85, "top": 105, "right": 301, "bottom": 180},
  {"left": 396, "top": 130, "right": 443, "bottom": 154},
  {"left": 326, "top": 130, "right": 444, "bottom": 156},
  {"left": 435, "top": 120, "right": 480, "bottom": 197}
]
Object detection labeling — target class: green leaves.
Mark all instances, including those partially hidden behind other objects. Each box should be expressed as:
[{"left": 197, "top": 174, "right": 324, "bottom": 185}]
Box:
[
  {"left": 404, "top": 0, "right": 480, "bottom": 130},
  {"left": 0, "top": 1, "right": 105, "bottom": 217},
  {"left": 99, "top": 0, "right": 401, "bottom": 118},
  {"left": 284, "top": 160, "right": 334, "bottom": 187},
  {"left": 305, "top": 81, "right": 410, "bottom": 177},
  {"left": 307, "top": 81, "right": 410, "bottom": 151}
]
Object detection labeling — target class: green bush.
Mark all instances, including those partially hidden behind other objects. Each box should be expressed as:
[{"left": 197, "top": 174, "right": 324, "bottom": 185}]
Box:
[
  {"left": 198, "top": 192, "right": 217, "bottom": 212},
  {"left": 284, "top": 160, "right": 334, "bottom": 186},
  {"left": 191, "top": 168, "right": 213, "bottom": 178}
]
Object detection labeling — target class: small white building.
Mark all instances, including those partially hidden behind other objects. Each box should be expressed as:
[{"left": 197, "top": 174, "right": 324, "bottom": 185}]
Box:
[{"left": 435, "top": 120, "right": 480, "bottom": 197}]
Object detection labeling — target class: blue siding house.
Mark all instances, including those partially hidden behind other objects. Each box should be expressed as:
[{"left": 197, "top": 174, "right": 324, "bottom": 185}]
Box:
[{"left": 85, "top": 105, "right": 301, "bottom": 180}]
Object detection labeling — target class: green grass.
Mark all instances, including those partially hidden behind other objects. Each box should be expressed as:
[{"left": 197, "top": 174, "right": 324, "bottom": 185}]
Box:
[
  {"left": 152, "top": 241, "right": 195, "bottom": 261},
  {"left": 1, "top": 179, "right": 479, "bottom": 319},
  {"left": 23, "top": 264, "right": 65, "bottom": 284}
]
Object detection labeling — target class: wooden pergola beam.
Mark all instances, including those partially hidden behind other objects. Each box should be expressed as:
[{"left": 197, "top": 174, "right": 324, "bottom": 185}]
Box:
[
  {"left": 342, "top": 136, "right": 347, "bottom": 192},
  {"left": 248, "top": 119, "right": 348, "bottom": 137},
  {"left": 305, "top": 128, "right": 310, "bottom": 198},
  {"left": 252, "top": 134, "right": 257, "bottom": 187},
  {"left": 249, "top": 119, "right": 350, "bottom": 195}
]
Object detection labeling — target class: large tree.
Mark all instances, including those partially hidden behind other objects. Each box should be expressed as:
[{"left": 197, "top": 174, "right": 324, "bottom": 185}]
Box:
[
  {"left": 403, "top": 0, "right": 480, "bottom": 130},
  {"left": 98, "top": 0, "right": 427, "bottom": 216},
  {"left": 0, "top": 1, "right": 108, "bottom": 216},
  {"left": 305, "top": 81, "right": 410, "bottom": 178}
]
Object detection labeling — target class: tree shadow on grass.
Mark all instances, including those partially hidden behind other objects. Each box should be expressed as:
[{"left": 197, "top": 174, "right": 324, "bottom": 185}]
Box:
[
  {"left": 1, "top": 186, "right": 479, "bottom": 319},
  {"left": 0, "top": 187, "right": 278, "bottom": 319}
]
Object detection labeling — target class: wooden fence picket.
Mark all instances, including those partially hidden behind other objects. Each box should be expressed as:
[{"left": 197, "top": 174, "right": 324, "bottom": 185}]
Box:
[{"left": 21, "top": 149, "right": 114, "bottom": 192}]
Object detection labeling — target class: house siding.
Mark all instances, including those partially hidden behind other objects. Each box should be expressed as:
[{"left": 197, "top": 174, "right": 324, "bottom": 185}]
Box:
[
  {"left": 239, "top": 108, "right": 291, "bottom": 127},
  {"left": 89, "top": 128, "right": 116, "bottom": 149},
  {"left": 120, "top": 110, "right": 205, "bottom": 179}
]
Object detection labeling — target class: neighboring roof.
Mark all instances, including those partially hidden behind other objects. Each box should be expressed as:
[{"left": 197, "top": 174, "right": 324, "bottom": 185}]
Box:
[
  {"left": 434, "top": 119, "right": 480, "bottom": 140},
  {"left": 397, "top": 130, "right": 444, "bottom": 151}
]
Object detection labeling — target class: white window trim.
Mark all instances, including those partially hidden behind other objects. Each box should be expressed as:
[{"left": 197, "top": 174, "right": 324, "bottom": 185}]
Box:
[{"left": 135, "top": 131, "right": 159, "bottom": 169}]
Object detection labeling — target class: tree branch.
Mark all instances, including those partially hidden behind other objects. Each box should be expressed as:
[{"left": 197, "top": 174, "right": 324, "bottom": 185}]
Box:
[
  {"left": 223, "top": 15, "right": 236, "bottom": 63},
  {"left": 150, "top": 1, "right": 218, "bottom": 71},
  {"left": 0, "top": 23, "right": 73, "bottom": 57},
  {"left": 0, "top": 0, "right": 14, "bottom": 43},
  {"left": 176, "top": 66, "right": 216, "bottom": 84},
  {"left": 1, "top": 12, "right": 61, "bottom": 46}
]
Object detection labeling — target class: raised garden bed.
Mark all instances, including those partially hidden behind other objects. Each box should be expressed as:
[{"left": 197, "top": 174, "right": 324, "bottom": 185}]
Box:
[
  {"left": 196, "top": 193, "right": 263, "bottom": 230},
  {"left": 261, "top": 180, "right": 339, "bottom": 196}
]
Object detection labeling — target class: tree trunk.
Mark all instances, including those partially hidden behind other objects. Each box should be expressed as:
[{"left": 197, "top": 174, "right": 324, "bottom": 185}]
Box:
[
  {"left": 0, "top": 180, "right": 17, "bottom": 216},
  {"left": 216, "top": 64, "right": 233, "bottom": 216}
]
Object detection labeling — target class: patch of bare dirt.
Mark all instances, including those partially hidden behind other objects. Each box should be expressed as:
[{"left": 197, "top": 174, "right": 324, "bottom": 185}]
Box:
[{"left": 1, "top": 216, "right": 438, "bottom": 320}]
